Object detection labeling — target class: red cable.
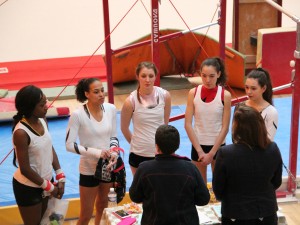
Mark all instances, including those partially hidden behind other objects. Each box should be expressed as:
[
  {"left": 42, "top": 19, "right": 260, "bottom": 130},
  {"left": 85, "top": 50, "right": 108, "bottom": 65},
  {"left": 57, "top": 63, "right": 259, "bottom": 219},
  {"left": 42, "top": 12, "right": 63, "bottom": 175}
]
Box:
[
  {"left": 0, "top": 148, "right": 14, "bottom": 166},
  {"left": 0, "top": 0, "right": 9, "bottom": 7},
  {"left": 139, "top": 0, "right": 151, "bottom": 18},
  {"left": 167, "top": 0, "right": 240, "bottom": 101},
  {"left": 168, "top": 0, "right": 209, "bottom": 58},
  {"left": 48, "top": 0, "right": 139, "bottom": 108}
]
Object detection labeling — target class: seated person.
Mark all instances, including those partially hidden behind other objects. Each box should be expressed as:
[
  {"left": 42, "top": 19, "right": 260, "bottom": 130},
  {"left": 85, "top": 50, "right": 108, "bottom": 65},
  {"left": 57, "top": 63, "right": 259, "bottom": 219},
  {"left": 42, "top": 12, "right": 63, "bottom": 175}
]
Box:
[{"left": 129, "top": 124, "right": 210, "bottom": 225}]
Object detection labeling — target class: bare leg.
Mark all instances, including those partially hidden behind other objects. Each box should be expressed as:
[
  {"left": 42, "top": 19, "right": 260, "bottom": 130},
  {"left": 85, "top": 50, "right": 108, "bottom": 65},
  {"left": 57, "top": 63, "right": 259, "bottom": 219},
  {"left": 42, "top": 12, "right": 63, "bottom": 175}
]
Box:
[
  {"left": 18, "top": 202, "right": 43, "bottom": 225},
  {"left": 130, "top": 166, "right": 137, "bottom": 176},
  {"left": 211, "top": 159, "right": 216, "bottom": 173},
  {"left": 192, "top": 160, "right": 207, "bottom": 184},
  {"left": 94, "top": 182, "right": 113, "bottom": 225},
  {"left": 77, "top": 185, "right": 98, "bottom": 225}
]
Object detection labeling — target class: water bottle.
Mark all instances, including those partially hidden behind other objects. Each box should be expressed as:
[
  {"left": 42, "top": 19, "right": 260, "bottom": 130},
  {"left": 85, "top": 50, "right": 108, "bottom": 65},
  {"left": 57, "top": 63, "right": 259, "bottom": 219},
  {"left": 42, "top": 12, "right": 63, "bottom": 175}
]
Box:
[{"left": 108, "top": 187, "right": 117, "bottom": 208}]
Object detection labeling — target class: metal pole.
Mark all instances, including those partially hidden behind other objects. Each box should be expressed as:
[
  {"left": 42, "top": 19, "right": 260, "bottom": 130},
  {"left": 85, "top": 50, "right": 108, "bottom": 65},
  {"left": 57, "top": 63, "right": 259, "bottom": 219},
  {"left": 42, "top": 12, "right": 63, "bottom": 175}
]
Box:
[
  {"left": 219, "top": 0, "right": 227, "bottom": 59},
  {"left": 102, "top": 0, "right": 114, "bottom": 103},
  {"left": 288, "top": 21, "right": 300, "bottom": 192},
  {"left": 151, "top": 0, "right": 160, "bottom": 86},
  {"left": 113, "top": 22, "right": 219, "bottom": 54},
  {"left": 264, "top": 0, "right": 299, "bottom": 23},
  {"left": 264, "top": 0, "right": 300, "bottom": 193}
]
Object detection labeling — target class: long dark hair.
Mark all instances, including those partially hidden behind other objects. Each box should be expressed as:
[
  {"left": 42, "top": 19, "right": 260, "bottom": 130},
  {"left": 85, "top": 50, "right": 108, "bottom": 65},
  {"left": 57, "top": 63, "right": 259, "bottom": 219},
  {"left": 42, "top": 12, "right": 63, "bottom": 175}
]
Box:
[
  {"left": 246, "top": 68, "right": 273, "bottom": 105},
  {"left": 200, "top": 57, "right": 227, "bottom": 86},
  {"left": 12, "top": 85, "right": 44, "bottom": 167},
  {"left": 232, "top": 105, "right": 271, "bottom": 149},
  {"left": 135, "top": 61, "right": 158, "bottom": 103}
]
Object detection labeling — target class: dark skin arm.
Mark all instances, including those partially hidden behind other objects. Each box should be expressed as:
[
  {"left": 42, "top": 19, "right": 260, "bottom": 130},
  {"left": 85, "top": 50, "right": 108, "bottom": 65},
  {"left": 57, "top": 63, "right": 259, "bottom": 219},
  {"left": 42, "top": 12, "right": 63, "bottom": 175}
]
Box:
[
  {"left": 13, "top": 129, "right": 59, "bottom": 197},
  {"left": 52, "top": 146, "right": 65, "bottom": 199},
  {"left": 44, "top": 117, "right": 65, "bottom": 198}
]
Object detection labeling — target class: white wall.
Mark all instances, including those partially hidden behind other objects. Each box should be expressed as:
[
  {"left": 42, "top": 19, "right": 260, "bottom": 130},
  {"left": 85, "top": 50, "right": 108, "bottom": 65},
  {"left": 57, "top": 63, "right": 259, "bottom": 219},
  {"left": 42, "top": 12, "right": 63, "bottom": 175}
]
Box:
[{"left": 0, "top": 0, "right": 299, "bottom": 62}]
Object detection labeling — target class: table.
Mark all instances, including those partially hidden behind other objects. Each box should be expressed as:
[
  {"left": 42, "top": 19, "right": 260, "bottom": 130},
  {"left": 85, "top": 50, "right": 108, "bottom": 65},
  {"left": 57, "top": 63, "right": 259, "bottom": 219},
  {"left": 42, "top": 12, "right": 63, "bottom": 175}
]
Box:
[
  {"left": 100, "top": 203, "right": 287, "bottom": 225},
  {"left": 100, "top": 204, "right": 221, "bottom": 225}
]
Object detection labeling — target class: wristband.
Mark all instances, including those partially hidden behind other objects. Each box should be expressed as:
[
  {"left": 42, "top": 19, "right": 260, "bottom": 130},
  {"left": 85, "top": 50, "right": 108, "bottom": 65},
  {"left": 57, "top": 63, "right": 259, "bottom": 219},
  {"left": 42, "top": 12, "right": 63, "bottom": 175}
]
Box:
[
  {"left": 56, "top": 172, "right": 66, "bottom": 183},
  {"left": 40, "top": 179, "right": 48, "bottom": 189},
  {"left": 41, "top": 180, "right": 54, "bottom": 192},
  {"left": 55, "top": 169, "right": 63, "bottom": 175},
  {"left": 110, "top": 147, "right": 124, "bottom": 154}
]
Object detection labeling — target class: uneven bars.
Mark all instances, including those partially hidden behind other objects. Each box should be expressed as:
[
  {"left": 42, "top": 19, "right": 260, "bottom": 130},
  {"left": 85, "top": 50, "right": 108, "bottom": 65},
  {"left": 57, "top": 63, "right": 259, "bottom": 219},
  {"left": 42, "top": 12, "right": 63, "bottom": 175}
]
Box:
[
  {"left": 182, "top": 21, "right": 219, "bottom": 34},
  {"left": 264, "top": 0, "right": 299, "bottom": 23},
  {"left": 273, "top": 83, "right": 292, "bottom": 92},
  {"left": 113, "top": 21, "right": 219, "bottom": 54}
]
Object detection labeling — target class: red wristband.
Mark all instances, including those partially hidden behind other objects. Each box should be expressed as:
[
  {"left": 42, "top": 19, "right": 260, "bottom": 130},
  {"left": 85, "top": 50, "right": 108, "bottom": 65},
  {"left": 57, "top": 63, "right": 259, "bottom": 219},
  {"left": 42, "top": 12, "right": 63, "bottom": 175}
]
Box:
[
  {"left": 44, "top": 180, "right": 54, "bottom": 192},
  {"left": 56, "top": 173, "right": 66, "bottom": 182},
  {"left": 111, "top": 147, "right": 124, "bottom": 153}
]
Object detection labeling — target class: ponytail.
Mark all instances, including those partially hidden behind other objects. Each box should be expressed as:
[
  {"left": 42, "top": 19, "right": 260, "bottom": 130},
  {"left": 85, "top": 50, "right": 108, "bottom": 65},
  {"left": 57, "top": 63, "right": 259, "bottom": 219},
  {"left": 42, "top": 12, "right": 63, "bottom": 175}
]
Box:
[
  {"left": 247, "top": 68, "right": 273, "bottom": 105},
  {"left": 12, "top": 112, "right": 23, "bottom": 132},
  {"left": 200, "top": 57, "right": 227, "bottom": 86}
]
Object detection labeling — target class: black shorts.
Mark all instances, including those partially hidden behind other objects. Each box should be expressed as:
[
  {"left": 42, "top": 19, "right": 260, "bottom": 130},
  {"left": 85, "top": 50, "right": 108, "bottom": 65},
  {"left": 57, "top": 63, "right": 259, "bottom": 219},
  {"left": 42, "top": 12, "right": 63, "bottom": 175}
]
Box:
[
  {"left": 191, "top": 144, "right": 225, "bottom": 161},
  {"left": 79, "top": 174, "right": 112, "bottom": 187},
  {"left": 129, "top": 152, "right": 155, "bottom": 168},
  {"left": 13, "top": 177, "right": 44, "bottom": 207}
]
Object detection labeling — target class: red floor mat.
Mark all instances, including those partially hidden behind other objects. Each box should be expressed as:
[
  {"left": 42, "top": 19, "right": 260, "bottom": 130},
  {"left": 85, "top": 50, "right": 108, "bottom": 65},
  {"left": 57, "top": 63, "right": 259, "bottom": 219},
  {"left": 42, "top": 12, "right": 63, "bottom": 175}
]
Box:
[{"left": 0, "top": 55, "right": 107, "bottom": 90}]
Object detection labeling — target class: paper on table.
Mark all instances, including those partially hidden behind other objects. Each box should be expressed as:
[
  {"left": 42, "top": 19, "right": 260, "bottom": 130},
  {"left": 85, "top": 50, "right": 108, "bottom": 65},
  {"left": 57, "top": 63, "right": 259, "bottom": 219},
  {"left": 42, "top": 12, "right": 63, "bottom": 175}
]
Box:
[
  {"left": 211, "top": 204, "right": 222, "bottom": 219},
  {"left": 198, "top": 211, "right": 212, "bottom": 224}
]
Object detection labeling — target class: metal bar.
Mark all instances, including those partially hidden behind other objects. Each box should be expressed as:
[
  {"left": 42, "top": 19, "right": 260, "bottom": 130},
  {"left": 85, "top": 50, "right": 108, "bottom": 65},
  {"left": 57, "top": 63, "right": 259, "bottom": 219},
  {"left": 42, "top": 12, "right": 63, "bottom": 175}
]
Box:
[
  {"left": 264, "top": 0, "right": 300, "bottom": 193},
  {"left": 152, "top": 0, "right": 160, "bottom": 86},
  {"left": 233, "top": 0, "right": 239, "bottom": 51},
  {"left": 181, "top": 22, "right": 219, "bottom": 34},
  {"left": 273, "top": 83, "right": 292, "bottom": 92},
  {"left": 288, "top": 40, "right": 300, "bottom": 192},
  {"left": 113, "top": 22, "right": 219, "bottom": 55},
  {"left": 169, "top": 83, "right": 293, "bottom": 122},
  {"left": 102, "top": 0, "right": 114, "bottom": 103},
  {"left": 219, "top": 0, "right": 227, "bottom": 59},
  {"left": 288, "top": 60, "right": 300, "bottom": 192},
  {"left": 264, "top": 0, "right": 300, "bottom": 23}
]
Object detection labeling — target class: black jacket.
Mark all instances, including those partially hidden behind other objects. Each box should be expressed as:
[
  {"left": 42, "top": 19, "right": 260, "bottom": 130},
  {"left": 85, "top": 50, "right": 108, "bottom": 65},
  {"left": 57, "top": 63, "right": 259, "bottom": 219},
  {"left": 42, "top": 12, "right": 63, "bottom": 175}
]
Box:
[
  {"left": 213, "top": 142, "right": 283, "bottom": 220},
  {"left": 129, "top": 154, "right": 210, "bottom": 225}
]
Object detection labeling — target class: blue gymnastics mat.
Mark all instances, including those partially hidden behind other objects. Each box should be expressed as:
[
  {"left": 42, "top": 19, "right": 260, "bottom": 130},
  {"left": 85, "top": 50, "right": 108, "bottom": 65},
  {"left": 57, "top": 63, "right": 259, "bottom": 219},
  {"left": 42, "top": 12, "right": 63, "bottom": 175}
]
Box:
[{"left": 0, "top": 96, "right": 299, "bottom": 206}]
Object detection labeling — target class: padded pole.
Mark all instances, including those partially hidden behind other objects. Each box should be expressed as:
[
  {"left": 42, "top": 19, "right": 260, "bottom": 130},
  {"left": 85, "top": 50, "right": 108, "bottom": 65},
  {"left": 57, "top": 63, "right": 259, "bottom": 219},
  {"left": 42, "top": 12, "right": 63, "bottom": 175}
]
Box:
[
  {"left": 264, "top": 0, "right": 300, "bottom": 193},
  {"left": 152, "top": 0, "right": 160, "bottom": 86},
  {"left": 219, "top": 0, "right": 227, "bottom": 60},
  {"left": 288, "top": 21, "right": 300, "bottom": 192},
  {"left": 102, "top": 0, "right": 114, "bottom": 104}
]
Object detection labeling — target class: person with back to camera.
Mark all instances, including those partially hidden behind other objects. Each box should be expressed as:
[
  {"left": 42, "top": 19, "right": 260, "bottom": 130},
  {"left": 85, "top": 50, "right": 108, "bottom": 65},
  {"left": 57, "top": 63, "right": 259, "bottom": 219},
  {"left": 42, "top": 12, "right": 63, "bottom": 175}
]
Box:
[
  {"left": 12, "top": 85, "right": 65, "bottom": 225},
  {"left": 184, "top": 57, "right": 232, "bottom": 184},
  {"left": 213, "top": 105, "right": 283, "bottom": 225},
  {"left": 121, "top": 61, "right": 171, "bottom": 176},
  {"left": 240, "top": 67, "right": 278, "bottom": 140},
  {"left": 65, "top": 78, "right": 119, "bottom": 225},
  {"left": 129, "top": 124, "right": 210, "bottom": 225}
]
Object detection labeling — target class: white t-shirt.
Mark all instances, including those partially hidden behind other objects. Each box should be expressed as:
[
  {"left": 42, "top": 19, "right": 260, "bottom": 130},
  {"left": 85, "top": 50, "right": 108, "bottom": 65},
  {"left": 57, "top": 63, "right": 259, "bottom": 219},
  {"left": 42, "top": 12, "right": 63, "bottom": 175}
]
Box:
[
  {"left": 66, "top": 103, "right": 118, "bottom": 175},
  {"left": 13, "top": 118, "right": 53, "bottom": 187}
]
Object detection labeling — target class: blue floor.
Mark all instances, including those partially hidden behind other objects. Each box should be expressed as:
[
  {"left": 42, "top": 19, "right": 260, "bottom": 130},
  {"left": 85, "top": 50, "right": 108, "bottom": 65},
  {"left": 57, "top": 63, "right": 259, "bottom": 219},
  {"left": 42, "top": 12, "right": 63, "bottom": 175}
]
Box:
[{"left": 0, "top": 96, "right": 299, "bottom": 206}]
